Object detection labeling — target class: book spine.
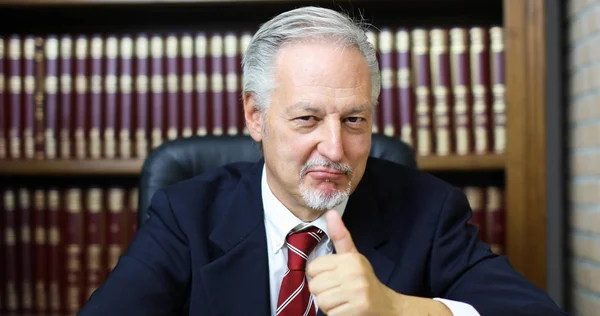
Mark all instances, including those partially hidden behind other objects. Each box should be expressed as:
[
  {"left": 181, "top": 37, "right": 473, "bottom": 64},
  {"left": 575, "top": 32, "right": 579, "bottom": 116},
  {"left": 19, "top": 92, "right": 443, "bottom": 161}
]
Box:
[
  {"left": 65, "top": 188, "right": 84, "bottom": 314},
  {"left": 60, "top": 35, "right": 73, "bottom": 160},
  {"left": 464, "top": 186, "right": 485, "bottom": 242},
  {"left": 195, "top": 33, "right": 208, "bottom": 136},
  {"left": 33, "top": 189, "right": 48, "bottom": 315},
  {"left": 469, "top": 27, "right": 492, "bottom": 154},
  {"left": 224, "top": 32, "right": 239, "bottom": 136},
  {"left": 18, "top": 188, "right": 34, "bottom": 314},
  {"left": 45, "top": 36, "right": 59, "bottom": 160},
  {"left": 104, "top": 35, "right": 118, "bottom": 159},
  {"left": 412, "top": 29, "right": 434, "bottom": 156},
  {"left": 107, "top": 188, "right": 125, "bottom": 274},
  {"left": 180, "top": 34, "right": 194, "bottom": 138},
  {"left": 166, "top": 34, "right": 180, "bottom": 141},
  {"left": 486, "top": 186, "right": 506, "bottom": 254},
  {"left": 490, "top": 27, "right": 506, "bottom": 154},
  {"left": 128, "top": 188, "right": 138, "bottom": 242},
  {"left": 119, "top": 35, "right": 133, "bottom": 159},
  {"left": 8, "top": 35, "right": 22, "bottom": 160},
  {"left": 85, "top": 188, "right": 105, "bottom": 300},
  {"left": 449, "top": 28, "right": 473, "bottom": 155},
  {"left": 3, "top": 190, "right": 18, "bottom": 314},
  {"left": 34, "top": 37, "right": 46, "bottom": 160},
  {"left": 23, "top": 37, "right": 36, "bottom": 160},
  {"left": 89, "top": 35, "right": 104, "bottom": 159},
  {"left": 239, "top": 32, "right": 253, "bottom": 135},
  {"left": 0, "top": 37, "right": 5, "bottom": 159},
  {"left": 365, "top": 30, "right": 379, "bottom": 134},
  {"left": 74, "top": 36, "right": 88, "bottom": 160},
  {"left": 396, "top": 29, "right": 414, "bottom": 148},
  {"left": 150, "top": 35, "right": 164, "bottom": 149},
  {"left": 47, "top": 188, "right": 62, "bottom": 315},
  {"left": 430, "top": 28, "right": 453, "bottom": 155},
  {"left": 135, "top": 35, "right": 149, "bottom": 158},
  {"left": 378, "top": 28, "right": 396, "bottom": 137},
  {"left": 210, "top": 33, "right": 224, "bottom": 136}
]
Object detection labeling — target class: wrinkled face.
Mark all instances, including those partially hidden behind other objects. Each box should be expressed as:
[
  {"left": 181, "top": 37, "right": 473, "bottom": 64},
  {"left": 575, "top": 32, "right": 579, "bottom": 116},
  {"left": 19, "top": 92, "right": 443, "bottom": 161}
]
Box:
[{"left": 245, "top": 42, "right": 373, "bottom": 214}]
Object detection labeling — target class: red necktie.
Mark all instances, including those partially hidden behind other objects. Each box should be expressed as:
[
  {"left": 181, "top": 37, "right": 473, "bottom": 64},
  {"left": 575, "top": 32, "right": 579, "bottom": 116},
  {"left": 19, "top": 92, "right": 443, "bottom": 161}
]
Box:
[{"left": 276, "top": 226, "right": 325, "bottom": 316}]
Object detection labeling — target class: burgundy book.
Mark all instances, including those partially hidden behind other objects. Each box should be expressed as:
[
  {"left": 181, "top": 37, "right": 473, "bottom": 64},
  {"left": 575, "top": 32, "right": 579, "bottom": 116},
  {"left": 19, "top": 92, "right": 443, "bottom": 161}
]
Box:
[
  {"left": 449, "top": 28, "right": 474, "bottom": 155},
  {"left": 166, "top": 34, "right": 180, "bottom": 141},
  {"left": 64, "top": 188, "right": 85, "bottom": 314},
  {"left": 23, "top": 36, "right": 36, "bottom": 160},
  {"left": 490, "top": 27, "right": 506, "bottom": 154},
  {"left": 464, "top": 186, "right": 486, "bottom": 242},
  {"left": 469, "top": 27, "right": 492, "bottom": 154},
  {"left": 150, "top": 35, "right": 165, "bottom": 150},
  {"left": 45, "top": 35, "right": 59, "bottom": 160},
  {"left": 180, "top": 34, "right": 194, "bottom": 138},
  {"left": 378, "top": 28, "right": 396, "bottom": 138},
  {"left": 365, "top": 30, "right": 379, "bottom": 134},
  {"left": 34, "top": 37, "right": 46, "bottom": 160},
  {"left": 411, "top": 29, "right": 434, "bottom": 156},
  {"left": 134, "top": 34, "right": 150, "bottom": 158},
  {"left": 210, "top": 33, "right": 224, "bottom": 136},
  {"left": 195, "top": 33, "right": 209, "bottom": 136},
  {"left": 0, "top": 37, "right": 5, "bottom": 159},
  {"left": 106, "top": 188, "right": 125, "bottom": 274},
  {"left": 104, "top": 35, "right": 118, "bottom": 159},
  {"left": 33, "top": 189, "right": 48, "bottom": 315},
  {"left": 47, "top": 188, "right": 62, "bottom": 315},
  {"left": 3, "top": 189, "right": 19, "bottom": 314},
  {"left": 18, "top": 188, "right": 34, "bottom": 314},
  {"left": 429, "top": 28, "right": 454, "bottom": 155},
  {"left": 89, "top": 35, "right": 104, "bottom": 159},
  {"left": 128, "top": 188, "right": 138, "bottom": 242},
  {"left": 486, "top": 186, "right": 506, "bottom": 255},
  {"left": 74, "top": 35, "right": 89, "bottom": 160},
  {"left": 239, "top": 32, "right": 252, "bottom": 135},
  {"left": 85, "top": 188, "right": 106, "bottom": 300},
  {"left": 119, "top": 35, "right": 134, "bottom": 159},
  {"left": 395, "top": 29, "right": 415, "bottom": 148},
  {"left": 8, "top": 35, "right": 22, "bottom": 160},
  {"left": 59, "top": 35, "right": 74, "bottom": 160},
  {"left": 224, "top": 32, "right": 239, "bottom": 136}
]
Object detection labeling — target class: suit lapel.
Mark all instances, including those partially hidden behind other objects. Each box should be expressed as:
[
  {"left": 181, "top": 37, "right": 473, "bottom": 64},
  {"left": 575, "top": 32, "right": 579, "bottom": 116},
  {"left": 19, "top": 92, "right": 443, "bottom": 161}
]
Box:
[{"left": 200, "top": 160, "right": 272, "bottom": 315}]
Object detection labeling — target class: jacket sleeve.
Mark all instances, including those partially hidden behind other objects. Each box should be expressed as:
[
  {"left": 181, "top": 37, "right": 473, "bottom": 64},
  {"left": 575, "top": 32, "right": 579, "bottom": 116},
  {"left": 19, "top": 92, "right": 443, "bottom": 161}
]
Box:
[
  {"left": 429, "top": 187, "right": 568, "bottom": 316},
  {"left": 79, "top": 188, "right": 190, "bottom": 316}
]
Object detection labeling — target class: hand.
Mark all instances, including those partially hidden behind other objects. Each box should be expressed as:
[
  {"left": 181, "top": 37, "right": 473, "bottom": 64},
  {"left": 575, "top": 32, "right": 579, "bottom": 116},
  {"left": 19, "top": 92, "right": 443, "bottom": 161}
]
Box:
[{"left": 306, "top": 210, "right": 403, "bottom": 315}]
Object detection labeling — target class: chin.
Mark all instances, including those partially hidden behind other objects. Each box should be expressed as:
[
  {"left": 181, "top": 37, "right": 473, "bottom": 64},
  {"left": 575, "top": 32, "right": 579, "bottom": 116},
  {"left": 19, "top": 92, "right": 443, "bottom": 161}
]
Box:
[{"left": 299, "top": 181, "right": 351, "bottom": 211}]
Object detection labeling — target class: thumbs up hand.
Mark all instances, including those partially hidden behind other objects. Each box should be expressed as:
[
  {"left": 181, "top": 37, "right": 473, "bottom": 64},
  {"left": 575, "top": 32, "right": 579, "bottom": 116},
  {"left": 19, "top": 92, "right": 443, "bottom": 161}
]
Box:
[{"left": 306, "top": 210, "right": 404, "bottom": 315}]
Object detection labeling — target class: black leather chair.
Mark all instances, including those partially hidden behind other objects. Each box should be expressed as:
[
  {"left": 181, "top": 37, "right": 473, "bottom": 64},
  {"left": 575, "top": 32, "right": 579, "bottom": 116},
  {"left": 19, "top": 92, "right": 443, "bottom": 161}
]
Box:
[{"left": 137, "top": 134, "right": 417, "bottom": 227}]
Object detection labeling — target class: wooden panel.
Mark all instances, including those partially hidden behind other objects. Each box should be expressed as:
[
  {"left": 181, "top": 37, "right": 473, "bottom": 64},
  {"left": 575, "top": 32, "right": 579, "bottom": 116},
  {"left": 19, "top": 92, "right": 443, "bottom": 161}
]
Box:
[
  {"left": 504, "top": 0, "right": 547, "bottom": 290},
  {"left": 417, "top": 154, "right": 505, "bottom": 171}
]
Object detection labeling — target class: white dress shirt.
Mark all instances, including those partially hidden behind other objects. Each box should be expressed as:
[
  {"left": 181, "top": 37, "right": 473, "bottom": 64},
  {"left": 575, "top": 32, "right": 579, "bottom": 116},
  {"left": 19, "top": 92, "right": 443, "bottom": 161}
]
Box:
[{"left": 261, "top": 164, "right": 480, "bottom": 315}]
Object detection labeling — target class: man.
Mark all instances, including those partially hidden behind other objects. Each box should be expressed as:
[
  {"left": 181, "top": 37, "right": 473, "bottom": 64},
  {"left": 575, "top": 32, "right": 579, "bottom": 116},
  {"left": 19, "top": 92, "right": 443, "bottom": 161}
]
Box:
[{"left": 80, "top": 6, "right": 567, "bottom": 316}]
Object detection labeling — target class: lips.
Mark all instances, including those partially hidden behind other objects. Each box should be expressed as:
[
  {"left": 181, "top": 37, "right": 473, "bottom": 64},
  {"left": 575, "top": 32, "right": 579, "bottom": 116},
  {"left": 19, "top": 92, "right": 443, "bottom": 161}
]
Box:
[{"left": 306, "top": 169, "right": 345, "bottom": 181}]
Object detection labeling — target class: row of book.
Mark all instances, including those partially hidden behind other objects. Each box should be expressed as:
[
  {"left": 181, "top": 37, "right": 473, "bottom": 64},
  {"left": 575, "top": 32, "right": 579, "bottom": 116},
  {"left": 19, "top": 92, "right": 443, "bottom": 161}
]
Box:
[
  {"left": 0, "top": 184, "right": 504, "bottom": 315},
  {"left": 0, "top": 25, "right": 505, "bottom": 161}
]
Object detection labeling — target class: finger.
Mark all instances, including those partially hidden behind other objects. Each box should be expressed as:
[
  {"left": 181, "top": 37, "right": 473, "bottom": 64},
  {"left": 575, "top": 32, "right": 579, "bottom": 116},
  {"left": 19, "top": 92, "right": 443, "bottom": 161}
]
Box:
[
  {"left": 327, "top": 302, "right": 359, "bottom": 316},
  {"left": 308, "top": 270, "right": 342, "bottom": 295},
  {"left": 313, "top": 285, "right": 348, "bottom": 313},
  {"left": 326, "top": 210, "right": 357, "bottom": 254},
  {"left": 306, "top": 254, "right": 338, "bottom": 278}
]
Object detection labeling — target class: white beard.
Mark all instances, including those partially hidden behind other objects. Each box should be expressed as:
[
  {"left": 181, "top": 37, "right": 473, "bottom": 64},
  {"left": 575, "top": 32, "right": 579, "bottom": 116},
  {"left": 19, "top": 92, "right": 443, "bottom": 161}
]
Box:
[{"left": 298, "top": 157, "right": 353, "bottom": 211}]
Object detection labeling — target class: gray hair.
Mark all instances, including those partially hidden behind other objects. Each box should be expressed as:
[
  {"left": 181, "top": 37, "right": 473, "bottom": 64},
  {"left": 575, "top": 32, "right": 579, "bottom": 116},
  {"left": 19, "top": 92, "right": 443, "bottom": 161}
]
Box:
[{"left": 241, "top": 6, "right": 381, "bottom": 112}]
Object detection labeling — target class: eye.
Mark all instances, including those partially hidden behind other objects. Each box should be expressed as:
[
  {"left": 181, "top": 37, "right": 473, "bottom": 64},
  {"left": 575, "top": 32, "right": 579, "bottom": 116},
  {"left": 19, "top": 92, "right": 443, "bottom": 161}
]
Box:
[
  {"left": 297, "top": 116, "right": 316, "bottom": 121},
  {"left": 344, "top": 117, "right": 365, "bottom": 123}
]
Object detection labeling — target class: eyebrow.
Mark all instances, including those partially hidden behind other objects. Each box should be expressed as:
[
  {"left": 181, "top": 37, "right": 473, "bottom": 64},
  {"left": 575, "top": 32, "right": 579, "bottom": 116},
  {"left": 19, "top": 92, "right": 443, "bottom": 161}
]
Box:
[{"left": 288, "top": 102, "right": 371, "bottom": 116}]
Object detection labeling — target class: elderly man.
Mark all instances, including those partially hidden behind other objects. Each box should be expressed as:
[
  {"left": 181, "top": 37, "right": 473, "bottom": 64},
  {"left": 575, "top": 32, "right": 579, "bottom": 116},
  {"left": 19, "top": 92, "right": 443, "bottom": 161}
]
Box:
[{"left": 80, "top": 6, "right": 566, "bottom": 316}]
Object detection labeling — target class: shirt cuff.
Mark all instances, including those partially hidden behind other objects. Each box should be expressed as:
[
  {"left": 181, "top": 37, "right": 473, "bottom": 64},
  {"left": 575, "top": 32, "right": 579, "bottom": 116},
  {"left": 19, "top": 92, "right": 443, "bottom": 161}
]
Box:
[{"left": 433, "top": 298, "right": 480, "bottom": 315}]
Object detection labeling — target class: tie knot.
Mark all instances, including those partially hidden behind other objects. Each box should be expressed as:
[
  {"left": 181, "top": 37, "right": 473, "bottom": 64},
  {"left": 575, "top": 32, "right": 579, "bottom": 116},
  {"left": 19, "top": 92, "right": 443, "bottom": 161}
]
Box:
[{"left": 286, "top": 226, "right": 325, "bottom": 271}]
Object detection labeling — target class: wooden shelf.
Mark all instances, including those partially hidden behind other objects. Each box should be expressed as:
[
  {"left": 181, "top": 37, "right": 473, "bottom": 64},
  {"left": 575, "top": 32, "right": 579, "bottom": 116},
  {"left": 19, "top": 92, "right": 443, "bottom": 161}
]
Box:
[{"left": 0, "top": 154, "right": 504, "bottom": 176}]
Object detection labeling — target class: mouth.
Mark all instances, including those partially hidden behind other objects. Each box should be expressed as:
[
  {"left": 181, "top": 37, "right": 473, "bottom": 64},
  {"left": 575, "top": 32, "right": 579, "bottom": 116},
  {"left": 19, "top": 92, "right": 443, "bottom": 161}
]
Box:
[{"left": 305, "top": 168, "right": 346, "bottom": 181}]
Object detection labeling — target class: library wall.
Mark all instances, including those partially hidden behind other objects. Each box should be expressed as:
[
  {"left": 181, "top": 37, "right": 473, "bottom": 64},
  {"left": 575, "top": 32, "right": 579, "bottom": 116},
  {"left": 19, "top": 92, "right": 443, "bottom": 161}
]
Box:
[{"left": 568, "top": 0, "right": 600, "bottom": 314}]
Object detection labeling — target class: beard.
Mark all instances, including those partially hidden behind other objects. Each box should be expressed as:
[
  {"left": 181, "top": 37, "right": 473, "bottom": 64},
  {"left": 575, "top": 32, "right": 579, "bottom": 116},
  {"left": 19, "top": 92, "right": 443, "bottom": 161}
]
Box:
[{"left": 298, "top": 157, "right": 353, "bottom": 211}]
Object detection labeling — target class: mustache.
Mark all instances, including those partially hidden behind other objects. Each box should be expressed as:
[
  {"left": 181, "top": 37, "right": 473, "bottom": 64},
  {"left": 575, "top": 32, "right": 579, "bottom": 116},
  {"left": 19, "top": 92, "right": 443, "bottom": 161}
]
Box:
[{"left": 300, "top": 158, "right": 353, "bottom": 178}]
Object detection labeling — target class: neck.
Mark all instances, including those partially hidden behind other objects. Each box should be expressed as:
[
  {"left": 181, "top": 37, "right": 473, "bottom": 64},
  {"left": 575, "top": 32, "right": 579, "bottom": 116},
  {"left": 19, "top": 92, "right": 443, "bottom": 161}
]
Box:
[{"left": 266, "top": 174, "right": 326, "bottom": 223}]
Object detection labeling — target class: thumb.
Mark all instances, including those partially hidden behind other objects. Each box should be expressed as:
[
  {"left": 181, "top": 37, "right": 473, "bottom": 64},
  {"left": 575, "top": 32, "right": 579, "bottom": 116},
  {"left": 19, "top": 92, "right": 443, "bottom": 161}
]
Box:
[{"left": 326, "top": 210, "right": 357, "bottom": 254}]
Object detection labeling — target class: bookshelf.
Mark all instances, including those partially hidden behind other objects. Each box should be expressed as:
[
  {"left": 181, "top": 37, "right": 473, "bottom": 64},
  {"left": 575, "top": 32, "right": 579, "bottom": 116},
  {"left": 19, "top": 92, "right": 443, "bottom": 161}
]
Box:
[{"left": 0, "top": 0, "right": 551, "bottom": 311}]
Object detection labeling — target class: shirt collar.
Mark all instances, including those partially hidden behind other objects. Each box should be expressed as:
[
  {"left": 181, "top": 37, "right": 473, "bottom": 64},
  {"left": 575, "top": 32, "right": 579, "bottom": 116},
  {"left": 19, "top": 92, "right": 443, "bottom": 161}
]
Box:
[{"left": 261, "top": 163, "right": 348, "bottom": 253}]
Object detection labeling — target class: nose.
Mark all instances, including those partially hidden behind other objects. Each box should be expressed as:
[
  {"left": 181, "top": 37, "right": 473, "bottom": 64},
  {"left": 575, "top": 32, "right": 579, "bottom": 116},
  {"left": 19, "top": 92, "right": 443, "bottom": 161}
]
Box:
[{"left": 317, "top": 119, "right": 344, "bottom": 162}]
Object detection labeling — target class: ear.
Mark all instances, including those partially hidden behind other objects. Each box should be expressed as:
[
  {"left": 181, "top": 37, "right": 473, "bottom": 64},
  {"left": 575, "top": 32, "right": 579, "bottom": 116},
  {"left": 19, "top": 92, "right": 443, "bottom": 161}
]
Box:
[{"left": 243, "top": 92, "right": 264, "bottom": 143}]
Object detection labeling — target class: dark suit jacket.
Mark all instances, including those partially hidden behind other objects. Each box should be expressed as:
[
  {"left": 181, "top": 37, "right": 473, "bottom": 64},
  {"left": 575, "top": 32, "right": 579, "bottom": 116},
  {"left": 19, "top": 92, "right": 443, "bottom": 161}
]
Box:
[{"left": 79, "top": 157, "right": 566, "bottom": 315}]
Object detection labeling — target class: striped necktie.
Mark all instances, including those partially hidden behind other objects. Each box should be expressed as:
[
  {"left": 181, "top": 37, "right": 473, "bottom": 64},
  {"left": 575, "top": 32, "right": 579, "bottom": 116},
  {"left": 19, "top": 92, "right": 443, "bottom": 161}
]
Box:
[{"left": 276, "top": 226, "right": 325, "bottom": 316}]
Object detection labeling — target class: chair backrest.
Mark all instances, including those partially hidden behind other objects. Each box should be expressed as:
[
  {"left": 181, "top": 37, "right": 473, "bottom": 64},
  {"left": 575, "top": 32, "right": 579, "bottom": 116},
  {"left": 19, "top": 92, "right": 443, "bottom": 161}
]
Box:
[{"left": 137, "top": 134, "right": 417, "bottom": 227}]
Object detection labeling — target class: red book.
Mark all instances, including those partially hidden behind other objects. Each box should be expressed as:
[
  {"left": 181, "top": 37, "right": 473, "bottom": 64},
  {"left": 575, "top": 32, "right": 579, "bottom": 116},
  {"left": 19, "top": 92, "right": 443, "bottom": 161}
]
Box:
[
  {"left": 3, "top": 189, "right": 19, "bottom": 314},
  {"left": 59, "top": 35, "right": 74, "bottom": 160},
  {"left": 469, "top": 27, "right": 493, "bottom": 154},
  {"left": 64, "top": 188, "right": 85, "bottom": 314},
  {"left": 224, "top": 32, "right": 239, "bottom": 136},
  {"left": 33, "top": 189, "right": 48, "bottom": 315},
  {"left": 464, "top": 186, "right": 486, "bottom": 242},
  {"left": 74, "top": 35, "right": 89, "bottom": 160},
  {"left": 89, "top": 35, "right": 104, "bottom": 159},
  {"left": 134, "top": 34, "right": 150, "bottom": 158},
  {"left": 210, "top": 33, "right": 224, "bottom": 136},
  {"left": 85, "top": 188, "right": 106, "bottom": 300},
  {"left": 411, "top": 29, "right": 435, "bottom": 156},
  {"left": 23, "top": 36, "right": 36, "bottom": 160},
  {"left": 107, "top": 188, "right": 126, "bottom": 274},
  {"left": 119, "top": 35, "right": 134, "bottom": 159},
  {"left": 378, "top": 28, "right": 396, "bottom": 138},
  {"left": 0, "top": 36, "right": 5, "bottom": 159},
  {"left": 45, "top": 35, "right": 59, "bottom": 160},
  {"left": 195, "top": 33, "right": 209, "bottom": 136},
  {"left": 180, "top": 33, "right": 194, "bottom": 138},
  {"left": 166, "top": 34, "right": 180, "bottom": 141},
  {"left": 104, "top": 35, "right": 118, "bottom": 159},
  {"left": 365, "top": 30, "right": 379, "bottom": 134},
  {"left": 430, "top": 28, "right": 454, "bottom": 155},
  {"left": 395, "top": 29, "right": 415, "bottom": 148},
  {"left": 34, "top": 37, "right": 46, "bottom": 160},
  {"left": 8, "top": 35, "right": 22, "bottom": 160},
  {"left": 239, "top": 32, "right": 252, "bottom": 135},
  {"left": 128, "top": 188, "right": 138, "bottom": 242},
  {"left": 47, "top": 188, "right": 62, "bottom": 315},
  {"left": 486, "top": 187, "right": 506, "bottom": 255},
  {"left": 449, "top": 28, "right": 474, "bottom": 155},
  {"left": 490, "top": 27, "right": 506, "bottom": 154},
  {"left": 17, "top": 189, "right": 34, "bottom": 314}
]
